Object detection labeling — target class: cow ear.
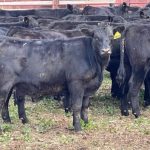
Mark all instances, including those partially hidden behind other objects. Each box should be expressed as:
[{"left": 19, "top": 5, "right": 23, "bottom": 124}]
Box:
[
  {"left": 80, "top": 28, "right": 94, "bottom": 37},
  {"left": 113, "top": 26, "right": 125, "bottom": 34},
  {"left": 140, "top": 10, "right": 144, "bottom": 18},
  {"left": 108, "top": 16, "right": 113, "bottom": 22},
  {"left": 67, "top": 4, "right": 73, "bottom": 12},
  {"left": 23, "top": 16, "right": 29, "bottom": 24}
]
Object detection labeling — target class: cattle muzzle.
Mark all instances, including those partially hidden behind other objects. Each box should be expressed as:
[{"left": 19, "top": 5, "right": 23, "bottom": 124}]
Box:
[{"left": 101, "top": 48, "right": 111, "bottom": 55}]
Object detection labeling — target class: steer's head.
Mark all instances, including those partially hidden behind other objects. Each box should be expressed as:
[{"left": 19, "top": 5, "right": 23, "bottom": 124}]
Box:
[
  {"left": 80, "top": 25, "right": 113, "bottom": 54},
  {"left": 80, "top": 24, "right": 113, "bottom": 68},
  {"left": 67, "top": 4, "right": 81, "bottom": 14},
  {"left": 21, "top": 16, "right": 39, "bottom": 28}
]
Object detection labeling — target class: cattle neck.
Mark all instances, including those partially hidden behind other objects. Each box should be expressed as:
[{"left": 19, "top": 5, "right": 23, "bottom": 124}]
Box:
[{"left": 93, "top": 47, "right": 103, "bottom": 78}]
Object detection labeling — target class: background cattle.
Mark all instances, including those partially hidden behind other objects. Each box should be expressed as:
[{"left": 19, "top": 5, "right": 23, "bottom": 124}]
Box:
[{"left": 117, "top": 25, "right": 150, "bottom": 118}]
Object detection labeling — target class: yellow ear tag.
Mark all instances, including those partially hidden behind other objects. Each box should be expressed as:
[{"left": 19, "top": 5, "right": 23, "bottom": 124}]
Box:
[{"left": 113, "top": 31, "right": 121, "bottom": 39}]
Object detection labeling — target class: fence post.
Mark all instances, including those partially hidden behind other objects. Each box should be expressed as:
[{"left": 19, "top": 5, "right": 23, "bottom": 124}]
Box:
[{"left": 52, "top": 0, "right": 59, "bottom": 9}]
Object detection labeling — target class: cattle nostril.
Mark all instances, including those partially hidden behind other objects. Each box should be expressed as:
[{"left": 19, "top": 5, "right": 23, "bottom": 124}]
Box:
[{"left": 102, "top": 48, "right": 111, "bottom": 54}]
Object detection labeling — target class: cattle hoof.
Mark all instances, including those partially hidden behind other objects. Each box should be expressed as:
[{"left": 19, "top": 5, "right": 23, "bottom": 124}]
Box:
[
  {"left": 133, "top": 112, "right": 140, "bottom": 118},
  {"left": 2, "top": 116, "right": 11, "bottom": 123},
  {"left": 74, "top": 124, "right": 82, "bottom": 132},
  {"left": 65, "top": 108, "right": 69, "bottom": 113},
  {"left": 3, "top": 119, "right": 11, "bottom": 123},
  {"left": 121, "top": 110, "right": 129, "bottom": 116},
  {"left": 143, "top": 101, "right": 150, "bottom": 108},
  {"left": 20, "top": 117, "right": 29, "bottom": 124}
]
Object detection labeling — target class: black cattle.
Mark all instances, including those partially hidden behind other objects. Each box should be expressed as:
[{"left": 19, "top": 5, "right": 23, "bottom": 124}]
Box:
[
  {"left": 82, "top": 6, "right": 114, "bottom": 16},
  {"left": 1, "top": 25, "right": 112, "bottom": 131},
  {"left": 34, "top": 6, "right": 80, "bottom": 19},
  {"left": 107, "top": 23, "right": 150, "bottom": 106},
  {"left": 81, "top": 3, "right": 139, "bottom": 17},
  {"left": 145, "top": 3, "right": 150, "bottom": 8},
  {"left": 113, "top": 2, "right": 139, "bottom": 17},
  {"left": 104, "top": 24, "right": 126, "bottom": 99},
  {"left": 0, "top": 16, "right": 22, "bottom": 23},
  {"left": 139, "top": 7, "right": 150, "bottom": 18},
  {"left": 0, "top": 21, "right": 28, "bottom": 28},
  {"left": 0, "top": 16, "right": 39, "bottom": 28},
  {"left": 0, "top": 9, "right": 35, "bottom": 17},
  {"left": 0, "top": 5, "right": 80, "bottom": 18},
  {"left": 3, "top": 25, "right": 112, "bottom": 123},
  {"left": 144, "top": 73, "right": 150, "bottom": 107},
  {"left": 62, "top": 15, "right": 114, "bottom": 22},
  {"left": 48, "top": 21, "right": 112, "bottom": 30},
  {"left": 0, "top": 17, "right": 39, "bottom": 37},
  {"left": 117, "top": 25, "right": 150, "bottom": 118},
  {"left": 6, "top": 26, "right": 67, "bottom": 40},
  {"left": 106, "top": 38, "right": 122, "bottom": 99},
  {"left": 0, "top": 16, "right": 38, "bottom": 23},
  {"left": 49, "top": 21, "right": 91, "bottom": 30},
  {"left": 37, "top": 18, "right": 59, "bottom": 27},
  {"left": 0, "top": 5, "right": 75, "bottom": 18}
]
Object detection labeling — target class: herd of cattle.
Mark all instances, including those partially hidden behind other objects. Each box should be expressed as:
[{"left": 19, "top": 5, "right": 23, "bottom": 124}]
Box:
[{"left": 0, "top": 2, "right": 150, "bottom": 132}]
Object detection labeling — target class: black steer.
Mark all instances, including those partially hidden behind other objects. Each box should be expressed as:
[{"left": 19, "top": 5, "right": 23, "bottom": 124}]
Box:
[
  {"left": 0, "top": 5, "right": 80, "bottom": 18},
  {"left": 3, "top": 25, "right": 112, "bottom": 126},
  {"left": 117, "top": 25, "right": 150, "bottom": 118},
  {"left": 0, "top": 25, "right": 112, "bottom": 131}
]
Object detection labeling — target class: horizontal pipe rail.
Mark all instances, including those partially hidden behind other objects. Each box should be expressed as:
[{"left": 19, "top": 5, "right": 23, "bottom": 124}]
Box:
[{"left": 0, "top": 1, "right": 148, "bottom": 9}]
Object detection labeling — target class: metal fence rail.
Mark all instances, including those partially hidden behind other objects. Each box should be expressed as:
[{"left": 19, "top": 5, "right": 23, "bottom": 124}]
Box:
[
  {"left": 0, "top": 0, "right": 149, "bottom": 10},
  {"left": 0, "top": 0, "right": 115, "bottom": 9}
]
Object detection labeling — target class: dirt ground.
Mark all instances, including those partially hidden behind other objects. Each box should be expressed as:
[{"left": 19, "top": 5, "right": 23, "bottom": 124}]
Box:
[{"left": 0, "top": 72, "right": 150, "bottom": 150}]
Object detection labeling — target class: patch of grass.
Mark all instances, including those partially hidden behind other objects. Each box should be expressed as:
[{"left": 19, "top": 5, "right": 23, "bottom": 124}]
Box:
[
  {"left": 0, "top": 132, "right": 11, "bottom": 143},
  {"left": 91, "top": 94, "right": 120, "bottom": 116},
  {"left": 21, "top": 125, "right": 32, "bottom": 142},
  {"left": 35, "top": 118, "right": 56, "bottom": 133},
  {"left": 59, "top": 134, "right": 76, "bottom": 144},
  {"left": 1, "top": 124, "right": 13, "bottom": 133},
  {"left": 9, "top": 98, "right": 19, "bottom": 122},
  {"left": 133, "top": 117, "right": 150, "bottom": 135},
  {"left": 80, "top": 119, "right": 98, "bottom": 131},
  {"left": 32, "top": 98, "right": 62, "bottom": 114}
]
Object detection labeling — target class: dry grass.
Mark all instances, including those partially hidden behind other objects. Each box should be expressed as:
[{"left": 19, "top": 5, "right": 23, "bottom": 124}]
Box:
[{"left": 0, "top": 71, "right": 150, "bottom": 150}]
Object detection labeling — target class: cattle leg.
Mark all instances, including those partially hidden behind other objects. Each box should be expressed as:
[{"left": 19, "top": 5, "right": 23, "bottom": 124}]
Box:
[
  {"left": 68, "top": 81, "right": 84, "bottom": 132},
  {"left": 110, "top": 72, "right": 122, "bottom": 99},
  {"left": 81, "top": 96, "right": 90, "bottom": 124},
  {"left": 63, "top": 94, "right": 72, "bottom": 113},
  {"left": 110, "top": 72, "right": 118, "bottom": 98},
  {"left": 120, "top": 64, "right": 131, "bottom": 116},
  {"left": 0, "top": 92, "right": 8, "bottom": 132},
  {"left": 127, "top": 70, "right": 145, "bottom": 118},
  {"left": 1, "top": 89, "right": 13, "bottom": 123},
  {"left": 144, "top": 76, "right": 150, "bottom": 107},
  {"left": 15, "top": 90, "right": 28, "bottom": 124},
  {"left": 120, "top": 83, "right": 129, "bottom": 116}
]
